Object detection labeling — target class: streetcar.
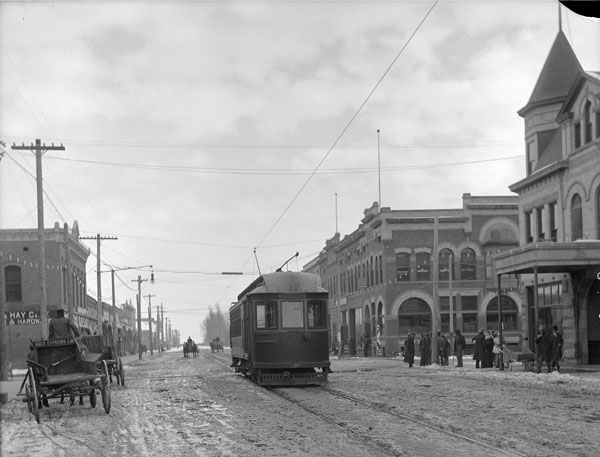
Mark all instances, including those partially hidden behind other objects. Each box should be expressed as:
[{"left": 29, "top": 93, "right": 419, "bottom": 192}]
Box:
[{"left": 229, "top": 270, "right": 331, "bottom": 386}]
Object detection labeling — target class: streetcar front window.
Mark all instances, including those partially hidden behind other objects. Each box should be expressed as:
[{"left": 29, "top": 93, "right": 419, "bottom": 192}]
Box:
[
  {"left": 307, "top": 300, "right": 327, "bottom": 328},
  {"left": 282, "top": 301, "right": 304, "bottom": 328},
  {"left": 256, "top": 300, "right": 278, "bottom": 329}
]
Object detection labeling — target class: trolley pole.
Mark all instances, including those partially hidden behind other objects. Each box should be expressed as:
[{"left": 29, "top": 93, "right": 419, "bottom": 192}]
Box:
[{"left": 12, "top": 140, "right": 65, "bottom": 339}]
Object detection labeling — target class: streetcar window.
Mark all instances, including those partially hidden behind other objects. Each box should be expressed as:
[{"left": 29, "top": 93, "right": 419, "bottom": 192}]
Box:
[
  {"left": 307, "top": 300, "right": 327, "bottom": 328},
  {"left": 256, "top": 300, "right": 278, "bottom": 329},
  {"left": 282, "top": 301, "right": 304, "bottom": 328}
]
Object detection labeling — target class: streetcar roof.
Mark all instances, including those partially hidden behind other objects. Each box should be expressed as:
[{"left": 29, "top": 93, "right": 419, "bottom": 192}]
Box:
[{"left": 237, "top": 271, "right": 327, "bottom": 300}]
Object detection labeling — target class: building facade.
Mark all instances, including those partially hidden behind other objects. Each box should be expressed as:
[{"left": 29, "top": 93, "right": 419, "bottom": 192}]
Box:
[
  {"left": 495, "top": 31, "right": 600, "bottom": 366},
  {"left": 304, "top": 194, "right": 521, "bottom": 358}
]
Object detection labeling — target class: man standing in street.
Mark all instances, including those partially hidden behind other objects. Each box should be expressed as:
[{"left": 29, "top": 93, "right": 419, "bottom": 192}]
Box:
[
  {"left": 472, "top": 328, "right": 486, "bottom": 369},
  {"left": 454, "top": 329, "right": 466, "bottom": 367}
]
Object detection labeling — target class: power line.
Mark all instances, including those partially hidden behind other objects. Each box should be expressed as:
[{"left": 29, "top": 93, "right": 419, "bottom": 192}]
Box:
[
  {"left": 253, "top": 0, "right": 440, "bottom": 250},
  {"left": 23, "top": 152, "right": 521, "bottom": 175}
]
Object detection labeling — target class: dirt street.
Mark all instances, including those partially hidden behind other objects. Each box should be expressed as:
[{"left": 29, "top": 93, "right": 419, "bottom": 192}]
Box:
[{"left": 1, "top": 349, "right": 599, "bottom": 457}]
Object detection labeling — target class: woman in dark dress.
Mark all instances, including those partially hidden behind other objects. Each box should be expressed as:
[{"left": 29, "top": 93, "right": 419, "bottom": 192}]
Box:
[{"left": 403, "top": 331, "right": 415, "bottom": 368}]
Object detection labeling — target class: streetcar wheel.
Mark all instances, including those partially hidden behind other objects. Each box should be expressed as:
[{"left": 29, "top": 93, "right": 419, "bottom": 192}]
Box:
[
  {"left": 28, "top": 368, "right": 40, "bottom": 423},
  {"left": 89, "top": 388, "right": 97, "bottom": 408}
]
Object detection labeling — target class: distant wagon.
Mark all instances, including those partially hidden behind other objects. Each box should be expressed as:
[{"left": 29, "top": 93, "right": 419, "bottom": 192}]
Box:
[{"left": 229, "top": 271, "right": 331, "bottom": 386}]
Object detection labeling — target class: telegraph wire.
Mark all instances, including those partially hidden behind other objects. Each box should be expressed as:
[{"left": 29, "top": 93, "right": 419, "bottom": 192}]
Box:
[
  {"left": 253, "top": 0, "right": 440, "bottom": 251},
  {"left": 22, "top": 152, "right": 521, "bottom": 175}
]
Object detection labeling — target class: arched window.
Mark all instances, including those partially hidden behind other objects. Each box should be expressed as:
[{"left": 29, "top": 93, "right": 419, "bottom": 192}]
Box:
[
  {"left": 4, "top": 265, "right": 23, "bottom": 302},
  {"left": 571, "top": 193, "right": 583, "bottom": 241},
  {"left": 416, "top": 252, "right": 430, "bottom": 281},
  {"left": 396, "top": 252, "right": 410, "bottom": 282},
  {"left": 486, "top": 296, "right": 518, "bottom": 331},
  {"left": 584, "top": 100, "right": 592, "bottom": 143},
  {"left": 460, "top": 248, "right": 477, "bottom": 280},
  {"left": 379, "top": 254, "right": 384, "bottom": 284},
  {"left": 398, "top": 298, "right": 431, "bottom": 335},
  {"left": 438, "top": 249, "right": 454, "bottom": 281}
]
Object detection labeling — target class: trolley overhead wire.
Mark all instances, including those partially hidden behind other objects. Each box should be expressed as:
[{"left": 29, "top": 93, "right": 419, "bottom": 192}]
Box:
[{"left": 253, "top": 0, "right": 440, "bottom": 251}]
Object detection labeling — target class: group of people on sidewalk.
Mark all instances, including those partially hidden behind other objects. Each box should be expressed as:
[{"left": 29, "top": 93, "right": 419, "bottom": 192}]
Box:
[
  {"left": 402, "top": 326, "right": 564, "bottom": 373},
  {"left": 402, "top": 329, "right": 468, "bottom": 368}
]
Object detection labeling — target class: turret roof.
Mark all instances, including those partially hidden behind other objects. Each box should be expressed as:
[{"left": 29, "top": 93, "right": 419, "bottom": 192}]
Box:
[{"left": 518, "top": 30, "right": 583, "bottom": 117}]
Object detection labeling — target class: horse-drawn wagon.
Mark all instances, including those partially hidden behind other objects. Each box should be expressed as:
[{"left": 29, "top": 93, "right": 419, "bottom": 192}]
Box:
[
  {"left": 83, "top": 334, "right": 125, "bottom": 386},
  {"left": 19, "top": 337, "right": 111, "bottom": 423},
  {"left": 183, "top": 339, "right": 198, "bottom": 357}
]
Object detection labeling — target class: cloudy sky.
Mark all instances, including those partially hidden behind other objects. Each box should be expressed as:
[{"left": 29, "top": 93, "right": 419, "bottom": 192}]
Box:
[{"left": 1, "top": 0, "right": 599, "bottom": 342}]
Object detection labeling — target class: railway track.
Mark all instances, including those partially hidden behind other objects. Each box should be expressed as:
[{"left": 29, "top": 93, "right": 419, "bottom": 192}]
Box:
[{"left": 202, "top": 350, "right": 526, "bottom": 457}]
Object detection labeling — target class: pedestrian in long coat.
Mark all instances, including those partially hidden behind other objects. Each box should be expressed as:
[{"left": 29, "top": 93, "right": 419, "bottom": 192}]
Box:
[
  {"left": 403, "top": 332, "right": 415, "bottom": 368},
  {"left": 551, "top": 326, "right": 563, "bottom": 372},
  {"left": 454, "top": 329, "right": 466, "bottom": 367},
  {"left": 483, "top": 331, "right": 494, "bottom": 368},
  {"left": 419, "top": 333, "right": 428, "bottom": 366},
  {"left": 536, "top": 328, "right": 554, "bottom": 373},
  {"left": 472, "top": 329, "right": 486, "bottom": 369}
]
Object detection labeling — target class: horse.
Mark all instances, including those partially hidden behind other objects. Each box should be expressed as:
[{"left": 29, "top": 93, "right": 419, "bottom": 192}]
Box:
[
  {"left": 210, "top": 338, "right": 223, "bottom": 353},
  {"left": 183, "top": 340, "right": 194, "bottom": 357}
]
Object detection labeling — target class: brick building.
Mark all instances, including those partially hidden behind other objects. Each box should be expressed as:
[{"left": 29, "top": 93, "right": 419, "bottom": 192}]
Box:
[
  {"left": 494, "top": 30, "right": 600, "bottom": 366},
  {"left": 1, "top": 222, "right": 137, "bottom": 368},
  {"left": 304, "top": 194, "right": 520, "bottom": 358}
]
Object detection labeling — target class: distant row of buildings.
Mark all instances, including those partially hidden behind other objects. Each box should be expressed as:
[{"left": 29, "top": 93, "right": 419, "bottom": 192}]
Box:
[
  {"left": 0, "top": 222, "right": 180, "bottom": 368},
  {"left": 304, "top": 30, "right": 600, "bottom": 367}
]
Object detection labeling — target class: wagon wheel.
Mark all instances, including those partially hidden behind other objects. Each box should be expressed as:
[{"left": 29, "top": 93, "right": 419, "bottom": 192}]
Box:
[
  {"left": 26, "top": 368, "right": 40, "bottom": 423},
  {"left": 89, "top": 381, "right": 97, "bottom": 408},
  {"left": 100, "top": 360, "right": 111, "bottom": 414},
  {"left": 118, "top": 357, "right": 125, "bottom": 387}
]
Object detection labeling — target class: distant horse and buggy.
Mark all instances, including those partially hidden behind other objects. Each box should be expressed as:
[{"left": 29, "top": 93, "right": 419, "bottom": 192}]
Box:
[
  {"left": 210, "top": 338, "right": 224, "bottom": 353},
  {"left": 183, "top": 339, "right": 198, "bottom": 357}
]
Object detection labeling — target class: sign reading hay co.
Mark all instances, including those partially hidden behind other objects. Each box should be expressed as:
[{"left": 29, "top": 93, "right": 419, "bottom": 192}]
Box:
[{"left": 4, "top": 310, "right": 44, "bottom": 325}]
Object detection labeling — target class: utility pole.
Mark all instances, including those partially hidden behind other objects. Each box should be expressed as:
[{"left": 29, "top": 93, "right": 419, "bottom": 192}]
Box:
[
  {"left": 160, "top": 303, "right": 165, "bottom": 352},
  {"left": 156, "top": 304, "right": 161, "bottom": 352},
  {"left": 145, "top": 294, "right": 155, "bottom": 355},
  {"left": 132, "top": 276, "right": 148, "bottom": 360},
  {"left": 0, "top": 141, "right": 9, "bottom": 382},
  {"left": 101, "top": 265, "right": 152, "bottom": 355},
  {"left": 432, "top": 217, "right": 439, "bottom": 366},
  {"left": 12, "top": 139, "right": 65, "bottom": 339},
  {"left": 80, "top": 234, "right": 117, "bottom": 334}
]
